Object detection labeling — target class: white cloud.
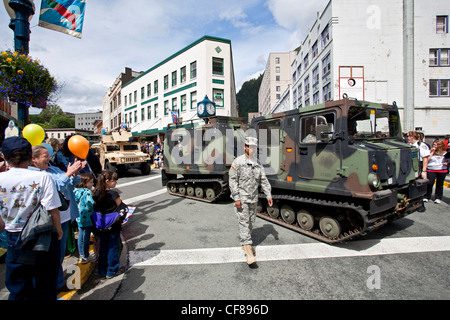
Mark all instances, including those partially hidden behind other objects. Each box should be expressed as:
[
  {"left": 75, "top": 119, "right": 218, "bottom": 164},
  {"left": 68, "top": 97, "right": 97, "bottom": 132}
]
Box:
[{"left": 1, "top": 0, "right": 332, "bottom": 115}]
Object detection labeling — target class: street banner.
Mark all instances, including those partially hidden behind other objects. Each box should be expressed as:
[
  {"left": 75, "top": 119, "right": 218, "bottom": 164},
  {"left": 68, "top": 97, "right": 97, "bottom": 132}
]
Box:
[
  {"left": 38, "top": 0, "right": 87, "bottom": 39},
  {"left": 171, "top": 111, "right": 178, "bottom": 123}
]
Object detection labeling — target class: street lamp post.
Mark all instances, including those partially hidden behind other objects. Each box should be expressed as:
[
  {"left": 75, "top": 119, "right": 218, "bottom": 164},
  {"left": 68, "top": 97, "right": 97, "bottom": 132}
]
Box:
[{"left": 4, "top": 0, "right": 35, "bottom": 128}]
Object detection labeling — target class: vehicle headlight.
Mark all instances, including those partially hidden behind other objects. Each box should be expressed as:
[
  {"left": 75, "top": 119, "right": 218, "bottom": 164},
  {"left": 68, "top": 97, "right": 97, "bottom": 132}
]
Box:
[{"left": 368, "top": 173, "right": 380, "bottom": 189}]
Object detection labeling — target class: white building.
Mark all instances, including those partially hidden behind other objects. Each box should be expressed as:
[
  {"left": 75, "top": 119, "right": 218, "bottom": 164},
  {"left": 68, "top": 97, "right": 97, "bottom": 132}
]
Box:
[
  {"left": 285, "top": 0, "right": 450, "bottom": 137},
  {"left": 103, "top": 67, "right": 142, "bottom": 132},
  {"left": 258, "top": 52, "right": 296, "bottom": 116},
  {"left": 75, "top": 110, "right": 103, "bottom": 131},
  {"left": 121, "top": 35, "right": 238, "bottom": 139}
]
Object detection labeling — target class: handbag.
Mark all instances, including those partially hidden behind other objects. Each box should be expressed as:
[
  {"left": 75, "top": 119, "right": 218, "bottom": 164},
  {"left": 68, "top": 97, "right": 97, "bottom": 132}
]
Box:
[
  {"left": 91, "top": 201, "right": 129, "bottom": 232},
  {"left": 57, "top": 191, "right": 70, "bottom": 211}
]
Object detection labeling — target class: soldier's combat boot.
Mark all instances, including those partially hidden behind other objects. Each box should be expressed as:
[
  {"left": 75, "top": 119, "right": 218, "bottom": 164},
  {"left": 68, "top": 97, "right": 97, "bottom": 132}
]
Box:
[{"left": 242, "top": 245, "right": 256, "bottom": 265}]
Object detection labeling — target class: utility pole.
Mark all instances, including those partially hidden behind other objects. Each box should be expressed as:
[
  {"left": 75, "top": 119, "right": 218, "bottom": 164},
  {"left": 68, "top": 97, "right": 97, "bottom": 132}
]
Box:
[
  {"left": 4, "top": 0, "right": 35, "bottom": 128},
  {"left": 403, "top": 0, "right": 414, "bottom": 132}
]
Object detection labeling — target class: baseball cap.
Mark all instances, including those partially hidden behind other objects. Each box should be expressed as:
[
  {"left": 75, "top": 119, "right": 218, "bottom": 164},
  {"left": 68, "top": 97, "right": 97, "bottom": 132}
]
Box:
[
  {"left": 245, "top": 136, "right": 258, "bottom": 146},
  {"left": 1, "top": 136, "right": 32, "bottom": 157}
]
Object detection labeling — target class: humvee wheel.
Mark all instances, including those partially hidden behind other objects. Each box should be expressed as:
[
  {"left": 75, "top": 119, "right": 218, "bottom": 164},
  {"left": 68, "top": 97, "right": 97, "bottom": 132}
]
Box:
[
  {"left": 186, "top": 185, "right": 195, "bottom": 197},
  {"left": 178, "top": 184, "right": 186, "bottom": 195},
  {"left": 169, "top": 184, "right": 177, "bottom": 193},
  {"left": 267, "top": 202, "right": 280, "bottom": 218},
  {"left": 195, "top": 187, "right": 204, "bottom": 198},
  {"left": 205, "top": 188, "right": 216, "bottom": 201},
  {"left": 297, "top": 209, "right": 314, "bottom": 230},
  {"left": 319, "top": 216, "right": 341, "bottom": 238},
  {"left": 281, "top": 205, "right": 295, "bottom": 224}
]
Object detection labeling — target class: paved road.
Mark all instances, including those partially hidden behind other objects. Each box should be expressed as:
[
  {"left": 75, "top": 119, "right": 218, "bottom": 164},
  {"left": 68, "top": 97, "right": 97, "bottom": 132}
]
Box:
[{"left": 75, "top": 169, "right": 450, "bottom": 303}]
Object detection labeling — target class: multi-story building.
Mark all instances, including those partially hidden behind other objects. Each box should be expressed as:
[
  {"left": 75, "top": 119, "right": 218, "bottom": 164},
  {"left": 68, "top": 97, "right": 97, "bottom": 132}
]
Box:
[
  {"left": 281, "top": 0, "right": 449, "bottom": 137},
  {"left": 103, "top": 67, "right": 142, "bottom": 132},
  {"left": 75, "top": 110, "right": 102, "bottom": 131},
  {"left": 120, "top": 35, "right": 238, "bottom": 140},
  {"left": 258, "top": 52, "right": 296, "bottom": 116}
]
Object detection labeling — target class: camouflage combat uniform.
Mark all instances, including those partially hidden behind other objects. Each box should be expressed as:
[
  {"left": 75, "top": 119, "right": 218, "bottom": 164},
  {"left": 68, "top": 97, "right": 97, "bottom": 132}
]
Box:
[{"left": 229, "top": 154, "right": 272, "bottom": 245}]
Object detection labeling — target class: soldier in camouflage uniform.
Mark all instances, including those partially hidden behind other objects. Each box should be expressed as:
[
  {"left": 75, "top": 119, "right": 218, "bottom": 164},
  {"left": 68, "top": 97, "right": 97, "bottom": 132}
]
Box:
[{"left": 229, "top": 136, "right": 273, "bottom": 265}]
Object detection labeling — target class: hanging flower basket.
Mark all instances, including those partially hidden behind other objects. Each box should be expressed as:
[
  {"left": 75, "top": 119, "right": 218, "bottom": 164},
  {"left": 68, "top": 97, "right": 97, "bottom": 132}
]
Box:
[{"left": 0, "top": 50, "right": 59, "bottom": 109}]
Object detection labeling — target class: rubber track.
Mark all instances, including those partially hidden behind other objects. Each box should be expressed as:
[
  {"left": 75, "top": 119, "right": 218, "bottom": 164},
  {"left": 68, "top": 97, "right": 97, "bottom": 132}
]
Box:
[
  {"left": 166, "top": 178, "right": 230, "bottom": 203},
  {"left": 256, "top": 193, "right": 388, "bottom": 244}
]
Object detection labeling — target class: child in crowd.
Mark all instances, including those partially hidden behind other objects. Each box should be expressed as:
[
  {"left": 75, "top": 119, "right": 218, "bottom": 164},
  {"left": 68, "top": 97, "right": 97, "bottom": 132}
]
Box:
[
  {"left": 74, "top": 173, "right": 96, "bottom": 264},
  {"left": 92, "top": 170, "right": 125, "bottom": 279}
]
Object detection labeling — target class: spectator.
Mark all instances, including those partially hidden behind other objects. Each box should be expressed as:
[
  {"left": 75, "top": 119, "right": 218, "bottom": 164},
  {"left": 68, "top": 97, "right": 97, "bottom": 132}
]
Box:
[
  {"left": 30, "top": 145, "right": 85, "bottom": 291},
  {"left": 0, "top": 137, "right": 63, "bottom": 300},
  {"left": 74, "top": 173, "right": 96, "bottom": 264},
  {"left": 425, "top": 140, "right": 448, "bottom": 204}
]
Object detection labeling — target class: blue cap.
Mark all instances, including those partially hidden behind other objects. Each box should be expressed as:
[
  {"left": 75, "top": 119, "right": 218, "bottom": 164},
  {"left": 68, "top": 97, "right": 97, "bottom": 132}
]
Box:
[{"left": 1, "top": 136, "right": 32, "bottom": 157}]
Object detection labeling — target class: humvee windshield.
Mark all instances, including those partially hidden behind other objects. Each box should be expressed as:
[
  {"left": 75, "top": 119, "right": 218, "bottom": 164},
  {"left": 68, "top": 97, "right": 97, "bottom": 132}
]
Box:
[
  {"left": 123, "top": 145, "right": 139, "bottom": 151},
  {"left": 348, "top": 106, "right": 400, "bottom": 139},
  {"left": 107, "top": 145, "right": 120, "bottom": 151}
]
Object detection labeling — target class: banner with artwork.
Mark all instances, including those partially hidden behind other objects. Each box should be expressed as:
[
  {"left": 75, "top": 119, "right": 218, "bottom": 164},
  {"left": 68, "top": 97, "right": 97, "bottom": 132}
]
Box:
[{"left": 38, "top": 0, "right": 87, "bottom": 39}]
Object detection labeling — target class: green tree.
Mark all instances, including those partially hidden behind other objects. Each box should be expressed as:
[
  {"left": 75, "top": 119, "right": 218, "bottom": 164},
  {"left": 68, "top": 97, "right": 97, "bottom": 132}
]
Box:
[
  {"left": 236, "top": 73, "right": 263, "bottom": 119},
  {"left": 39, "top": 104, "right": 65, "bottom": 123},
  {"left": 48, "top": 114, "right": 75, "bottom": 128}
]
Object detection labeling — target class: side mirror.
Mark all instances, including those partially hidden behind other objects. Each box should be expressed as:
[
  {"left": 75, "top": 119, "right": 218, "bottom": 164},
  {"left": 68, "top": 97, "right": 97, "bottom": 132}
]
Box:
[{"left": 316, "top": 124, "right": 333, "bottom": 142}]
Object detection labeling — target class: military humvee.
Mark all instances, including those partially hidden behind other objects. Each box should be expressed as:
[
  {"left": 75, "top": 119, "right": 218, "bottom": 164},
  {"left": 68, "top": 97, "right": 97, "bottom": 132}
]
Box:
[
  {"left": 91, "top": 131, "right": 151, "bottom": 176},
  {"left": 162, "top": 98, "right": 427, "bottom": 243}
]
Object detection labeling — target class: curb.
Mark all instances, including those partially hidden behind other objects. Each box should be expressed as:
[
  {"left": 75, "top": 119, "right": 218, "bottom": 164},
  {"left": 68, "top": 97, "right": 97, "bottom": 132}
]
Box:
[{"left": 57, "top": 235, "right": 96, "bottom": 300}]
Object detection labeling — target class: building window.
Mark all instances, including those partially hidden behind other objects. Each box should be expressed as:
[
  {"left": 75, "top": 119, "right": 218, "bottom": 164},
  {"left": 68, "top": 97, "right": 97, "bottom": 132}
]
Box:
[
  {"left": 303, "top": 54, "right": 309, "bottom": 70},
  {"left": 313, "top": 91, "right": 320, "bottom": 105},
  {"left": 304, "top": 76, "right": 310, "bottom": 95},
  {"left": 276, "top": 94, "right": 281, "bottom": 99},
  {"left": 276, "top": 86, "right": 281, "bottom": 92},
  {"left": 164, "top": 100, "right": 169, "bottom": 115},
  {"left": 323, "top": 83, "right": 331, "bottom": 102},
  {"left": 154, "top": 103, "right": 158, "bottom": 118},
  {"left": 172, "top": 97, "right": 177, "bottom": 111},
  {"left": 292, "top": 71, "right": 296, "bottom": 83},
  {"left": 430, "top": 49, "right": 450, "bottom": 66},
  {"left": 212, "top": 57, "right": 224, "bottom": 75},
  {"left": 147, "top": 106, "right": 151, "bottom": 119},
  {"left": 154, "top": 80, "right": 158, "bottom": 94},
  {"left": 172, "top": 71, "right": 177, "bottom": 87},
  {"left": 322, "top": 53, "right": 331, "bottom": 76},
  {"left": 430, "top": 79, "right": 449, "bottom": 97},
  {"left": 436, "top": 16, "right": 448, "bottom": 34},
  {"left": 181, "top": 94, "right": 186, "bottom": 111},
  {"left": 312, "top": 41, "right": 318, "bottom": 59},
  {"left": 180, "top": 66, "right": 186, "bottom": 83},
  {"left": 297, "top": 63, "right": 302, "bottom": 77},
  {"left": 190, "top": 61, "right": 197, "bottom": 79},
  {"left": 321, "top": 25, "right": 330, "bottom": 48},
  {"left": 124, "top": 95, "right": 127, "bottom": 107},
  {"left": 275, "top": 66, "right": 280, "bottom": 73},
  {"left": 141, "top": 108, "right": 145, "bottom": 121},
  {"left": 164, "top": 75, "right": 169, "bottom": 90},
  {"left": 275, "top": 57, "right": 280, "bottom": 64},
  {"left": 312, "top": 66, "right": 319, "bottom": 91},
  {"left": 147, "top": 83, "right": 151, "bottom": 97},
  {"left": 141, "top": 87, "right": 144, "bottom": 100},
  {"left": 134, "top": 110, "right": 137, "bottom": 123},
  {"left": 213, "top": 89, "right": 224, "bottom": 107},
  {"left": 133, "top": 91, "right": 137, "bottom": 103},
  {"left": 190, "top": 91, "right": 197, "bottom": 109}
]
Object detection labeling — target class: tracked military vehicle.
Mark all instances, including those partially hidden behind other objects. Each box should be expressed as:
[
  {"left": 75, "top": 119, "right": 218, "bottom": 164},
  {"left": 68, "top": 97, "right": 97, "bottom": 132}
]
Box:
[
  {"left": 91, "top": 131, "right": 151, "bottom": 176},
  {"left": 162, "top": 98, "right": 427, "bottom": 243}
]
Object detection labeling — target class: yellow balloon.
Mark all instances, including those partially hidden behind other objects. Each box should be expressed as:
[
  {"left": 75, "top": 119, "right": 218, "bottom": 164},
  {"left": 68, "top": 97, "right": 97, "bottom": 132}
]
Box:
[{"left": 23, "top": 124, "right": 45, "bottom": 146}]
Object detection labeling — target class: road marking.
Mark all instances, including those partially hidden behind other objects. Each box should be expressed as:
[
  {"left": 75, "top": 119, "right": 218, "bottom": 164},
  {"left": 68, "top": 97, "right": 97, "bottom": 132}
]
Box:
[
  {"left": 121, "top": 188, "right": 167, "bottom": 204},
  {"left": 129, "top": 236, "right": 450, "bottom": 267},
  {"left": 116, "top": 174, "right": 161, "bottom": 188}
]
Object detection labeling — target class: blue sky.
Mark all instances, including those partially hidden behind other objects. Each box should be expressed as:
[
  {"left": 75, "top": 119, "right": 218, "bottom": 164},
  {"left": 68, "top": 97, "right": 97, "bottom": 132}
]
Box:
[{"left": 1, "top": 0, "right": 329, "bottom": 114}]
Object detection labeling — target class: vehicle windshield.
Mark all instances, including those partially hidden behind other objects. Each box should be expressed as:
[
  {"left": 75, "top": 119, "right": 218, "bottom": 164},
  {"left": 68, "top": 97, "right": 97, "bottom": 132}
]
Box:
[{"left": 348, "top": 106, "right": 400, "bottom": 139}]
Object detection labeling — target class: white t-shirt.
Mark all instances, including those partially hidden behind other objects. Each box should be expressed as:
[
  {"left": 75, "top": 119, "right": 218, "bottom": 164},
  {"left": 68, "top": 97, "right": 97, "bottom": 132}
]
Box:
[{"left": 0, "top": 167, "right": 61, "bottom": 233}]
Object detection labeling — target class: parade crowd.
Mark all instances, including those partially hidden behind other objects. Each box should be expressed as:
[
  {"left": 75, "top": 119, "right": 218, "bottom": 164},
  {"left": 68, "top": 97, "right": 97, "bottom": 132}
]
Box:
[{"left": 0, "top": 134, "right": 130, "bottom": 300}]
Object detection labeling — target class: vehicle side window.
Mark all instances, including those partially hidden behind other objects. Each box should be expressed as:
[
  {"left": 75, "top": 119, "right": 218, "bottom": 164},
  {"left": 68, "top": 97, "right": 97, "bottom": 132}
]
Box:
[{"left": 300, "top": 113, "right": 335, "bottom": 143}]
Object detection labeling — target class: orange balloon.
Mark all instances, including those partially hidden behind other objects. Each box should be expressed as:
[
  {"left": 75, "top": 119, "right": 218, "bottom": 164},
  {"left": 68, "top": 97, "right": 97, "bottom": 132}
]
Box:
[{"left": 68, "top": 135, "right": 89, "bottom": 159}]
